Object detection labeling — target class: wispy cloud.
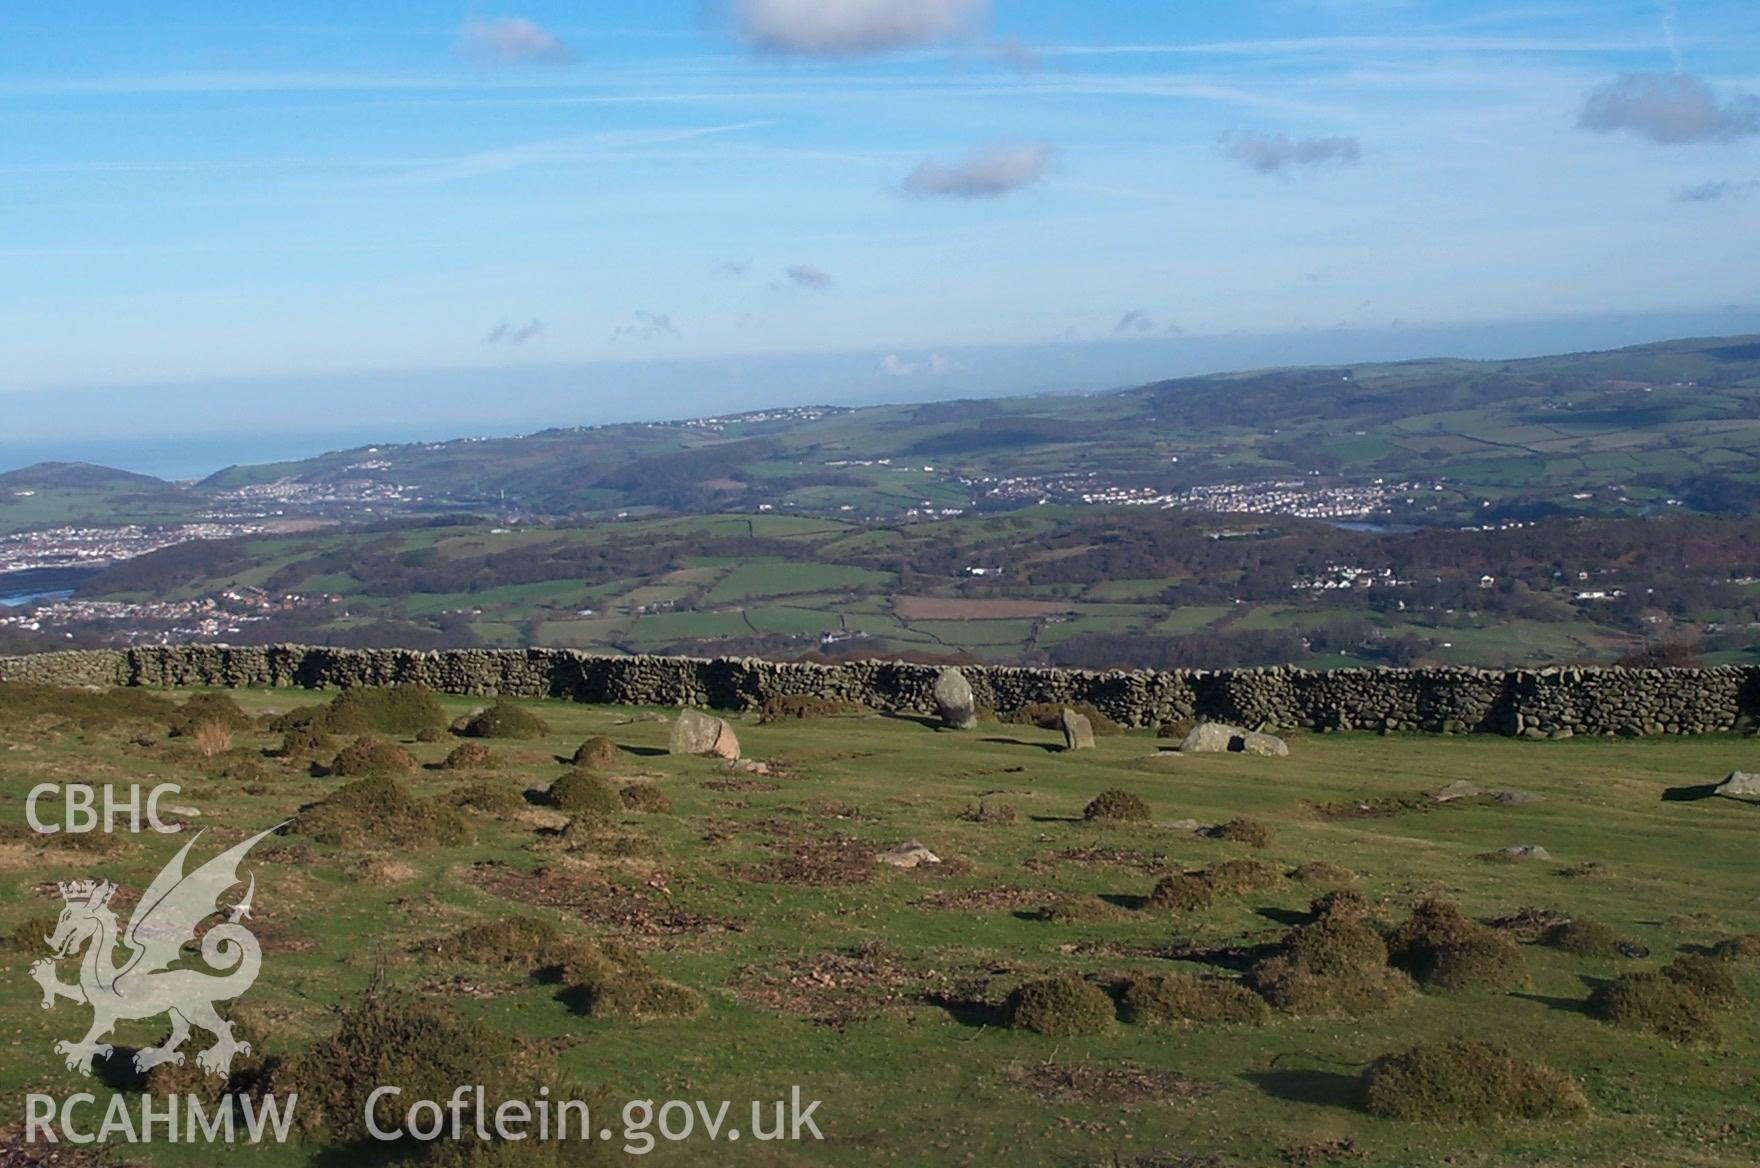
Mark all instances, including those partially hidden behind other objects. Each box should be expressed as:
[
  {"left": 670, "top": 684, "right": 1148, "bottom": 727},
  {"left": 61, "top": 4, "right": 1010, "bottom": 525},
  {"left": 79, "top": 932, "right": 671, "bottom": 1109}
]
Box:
[
  {"left": 733, "top": 0, "right": 988, "bottom": 57},
  {"left": 901, "top": 142, "right": 1054, "bottom": 199},
  {"left": 612, "top": 311, "right": 677, "bottom": 340},
  {"left": 457, "top": 18, "right": 572, "bottom": 67},
  {"left": 1218, "top": 130, "right": 1362, "bottom": 175},
  {"left": 718, "top": 259, "right": 756, "bottom": 278},
  {"left": 880, "top": 352, "right": 949, "bottom": 376},
  {"left": 1579, "top": 73, "right": 1760, "bottom": 145},
  {"left": 784, "top": 264, "right": 833, "bottom": 289},
  {"left": 384, "top": 121, "right": 771, "bottom": 184},
  {"left": 484, "top": 319, "right": 547, "bottom": 344},
  {"left": 1673, "top": 178, "right": 1760, "bottom": 203}
]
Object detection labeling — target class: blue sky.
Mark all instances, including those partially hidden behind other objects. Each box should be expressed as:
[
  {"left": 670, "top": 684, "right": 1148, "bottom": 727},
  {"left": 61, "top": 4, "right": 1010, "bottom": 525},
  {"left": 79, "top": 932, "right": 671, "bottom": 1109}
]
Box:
[{"left": 2, "top": 1, "right": 1758, "bottom": 469}]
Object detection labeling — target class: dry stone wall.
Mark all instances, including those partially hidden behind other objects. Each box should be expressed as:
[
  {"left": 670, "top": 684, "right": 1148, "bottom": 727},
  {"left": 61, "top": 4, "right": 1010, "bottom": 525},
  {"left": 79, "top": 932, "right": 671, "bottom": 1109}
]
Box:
[{"left": 1, "top": 645, "right": 1755, "bottom": 738}]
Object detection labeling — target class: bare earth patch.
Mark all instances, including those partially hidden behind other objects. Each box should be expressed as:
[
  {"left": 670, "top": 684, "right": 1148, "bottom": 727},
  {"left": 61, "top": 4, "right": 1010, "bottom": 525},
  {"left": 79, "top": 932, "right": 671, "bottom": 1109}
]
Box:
[
  {"left": 729, "top": 836, "right": 880, "bottom": 886},
  {"left": 464, "top": 860, "right": 735, "bottom": 937},
  {"left": 1000, "top": 1061, "right": 1213, "bottom": 1106},
  {"left": 917, "top": 886, "right": 1046, "bottom": 912},
  {"left": 735, "top": 943, "right": 947, "bottom": 1021},
  {"left": 1025, "top": 846, "right": 1178, "bottom": 875}
]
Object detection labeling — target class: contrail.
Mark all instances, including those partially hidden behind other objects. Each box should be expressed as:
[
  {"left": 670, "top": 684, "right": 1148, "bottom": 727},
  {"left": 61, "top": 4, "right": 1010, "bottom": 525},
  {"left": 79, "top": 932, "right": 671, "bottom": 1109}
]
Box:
[{"left": 1655, "top": 0, "right": 1682, "bottom": 73}]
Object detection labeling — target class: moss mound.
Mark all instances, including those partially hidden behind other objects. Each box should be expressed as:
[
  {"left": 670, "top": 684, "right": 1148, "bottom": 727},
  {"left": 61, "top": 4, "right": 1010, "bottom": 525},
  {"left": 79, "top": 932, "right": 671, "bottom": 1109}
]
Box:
[
  {"left": 758, "top": 694, "right": 861, "bottom": 722},
  {"left": 441, "top": 742, "right": 497, "bottom": 771},
  {"left": 292, "top": 775, "right": 472, "bottom": 849},
  {"left": 1118, "top": 973, "right": 1270, "bottom": 1028},
  {"left": 570, "top": 736, "right": 623, "bottom": 768},
  {"left": 1004, "top": 974, "right": 1116, "bottom": 1036},
  {"left": 1252, "top": 919, "right": 1412, "bottom": 1016},
  {"left": 1146, "top": 873, "right": 1215, "bottom": 912},
  {"left": 619, "top": 783, "right": 672, "bottom": 814},
  {"left": 143, "top": 1008, "right": 272, "bottom": 1100},
  {"left": 1032, "top": 895, "right": 1130, "bottom": 924},
  {"left": 1205, "top": 858, "right": 1287, "bottom": 893},
  {"left": 327, "top": 684, "right": 448, "bottom": 736},
  {"left": 566, "top": 968, "right": 705, "bottom": 1021},
  {"left": 441, "top": 916, "right": 585, "bottom": 970},
  {"left": 1386, "top": 900, "right": 1527, "bottom": 991},
  {"left": 460, "top": 701, "right": 550, "bottom": 740},
  {"left": 1542, "top": 917, "right": 1623, "bottom": 957},
  {"left": 1213, "top": 817, "right": 1273, "bottom": 849},
  {"left": 1588, "top": 970, "right": 1722, "bottom": 1044},
  {"left": 453, "top": 779, "right": 526, "bottom": 817},
  {"left": 329, "top": 736, "right": 418, "bottom": 778},
  {"left": 168, "top": 692, "right": 251, "bottom": 737},
  {"left": 547, "top": 769, "right": 624, "bottom": 816},
  {"left": 1004, "top": 701, "right": 1122, "bottom": 735},
  {"left": 1661, "top": 954, "right": 1739, "bottom": 1006},
  {"left": 1358, "top": 1040, "right": 1589, "bottom": 1123},
  {"left": 1083, "top": 788, "right": 1151, "bottom": 823}
]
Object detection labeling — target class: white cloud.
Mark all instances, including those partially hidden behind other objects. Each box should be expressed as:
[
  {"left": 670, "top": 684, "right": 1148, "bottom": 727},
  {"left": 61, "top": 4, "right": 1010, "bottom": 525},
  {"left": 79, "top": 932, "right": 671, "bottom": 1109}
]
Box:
[
  {"left": 1579, "top": 73, "right": 1760, "bottom": 145},
  {"left": 901, "top": 142, "right": 1054, "bottom": 199},
  {"left": 880, "top": 353, "right": 949, "bottom": 376},
  {"left": 1114, "top": 310, "right": 1155, "bottom": 335},
  {"left": 484, "top": 319, "right": 546, "bottom": 344},
  {"left": 733, "top": 0, "right": 988, "bottom": 56},
  {"left": 612, "top": 311, "right": 677, "bottom": 340},
  {"left": 1218, "top": 130, "right": 1362, "bottom": 175},
  {"left": 457, "top": 18, "right": 572, "bottom": 67},
  {"left": 1674, "top": 178, "right": 1760, "bottom": 203}
]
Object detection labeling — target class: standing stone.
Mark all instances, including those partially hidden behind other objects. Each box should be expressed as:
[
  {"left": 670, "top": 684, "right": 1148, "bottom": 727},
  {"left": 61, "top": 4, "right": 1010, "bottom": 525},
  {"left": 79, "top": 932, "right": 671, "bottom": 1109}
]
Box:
[
  {"left": 1714, "top": 771, "right": 1760, "bottom": 800},
  {"left": 1180, "top": 722, "right": 1288, "bottom": 757},
  {"left": 670, "top": 709, "right": 739, "bottom": 760},
  {"left": 1061, "top": 708, "right": 1096, "bottom": 751},
  {"left": 933, "top": 668, "right": 977, "bottom": 730}
]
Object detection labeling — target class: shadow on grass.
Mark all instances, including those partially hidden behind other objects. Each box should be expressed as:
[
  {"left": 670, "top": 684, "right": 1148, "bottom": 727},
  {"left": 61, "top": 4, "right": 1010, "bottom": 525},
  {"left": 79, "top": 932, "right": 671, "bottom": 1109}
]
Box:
[
  {"left": 1241, "top": 1067, "right": 1358, "bottom": 1109},
  {"left": 878, "top": 712, "right": 943, "bottom": 732},
  {"left": 1661, "top": 783, "right": 1722, "bottom": 802},
  {"left": 622, "top": 745, "right": 668, "bottom": 758},
  {"left": 1256, "top": 906, "right": 1310, "bottom": 927},
  {"left": 1027, "top": 814, "right": 1084, "bottom": 824},
  {"left": 924, "top": 991, "right": 1007, "bottom": 1029},
  {"left": 94, "top": 1046, "right": 146, "bottom": 1093},
  {"left": 1100, "top": 893, "right": 1150, "bottom": 911},
  {"left": 1510, "top": 991, "right": 1590, "bottom": 1015},
  {"left": 980, "top": 737, "right": 1062, "bottom": 753}
]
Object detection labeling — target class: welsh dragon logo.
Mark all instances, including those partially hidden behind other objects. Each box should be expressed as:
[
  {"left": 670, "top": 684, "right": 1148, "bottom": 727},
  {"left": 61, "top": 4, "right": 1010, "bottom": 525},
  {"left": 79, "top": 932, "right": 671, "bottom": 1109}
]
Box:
[{"left": 28, "top": 824, "right": 283, "bottom": 1077}]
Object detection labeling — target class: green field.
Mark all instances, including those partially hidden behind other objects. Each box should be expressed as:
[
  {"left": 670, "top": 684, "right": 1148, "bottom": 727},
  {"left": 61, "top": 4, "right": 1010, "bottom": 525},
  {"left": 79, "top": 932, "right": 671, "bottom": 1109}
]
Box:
[{"left": 1, "top": 685, "right": 1757, "bottom": 1166}]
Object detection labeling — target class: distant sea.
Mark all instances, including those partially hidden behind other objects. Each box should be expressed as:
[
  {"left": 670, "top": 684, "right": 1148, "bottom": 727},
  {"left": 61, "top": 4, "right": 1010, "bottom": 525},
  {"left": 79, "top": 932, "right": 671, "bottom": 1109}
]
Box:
[{"left": 0, "top": 430, "right": 440, "bottom": 482}]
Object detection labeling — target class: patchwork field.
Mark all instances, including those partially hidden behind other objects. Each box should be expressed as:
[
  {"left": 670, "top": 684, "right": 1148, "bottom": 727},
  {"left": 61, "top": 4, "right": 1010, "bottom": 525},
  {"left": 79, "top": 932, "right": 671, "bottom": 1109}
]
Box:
[{"left": 0, "top": 684, "right": 1757, "bottom": 1166}]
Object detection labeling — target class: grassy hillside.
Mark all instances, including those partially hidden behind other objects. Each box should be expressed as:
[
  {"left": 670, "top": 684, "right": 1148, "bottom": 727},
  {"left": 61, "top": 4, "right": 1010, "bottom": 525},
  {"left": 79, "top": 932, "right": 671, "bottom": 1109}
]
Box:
[{"left": 0, "top": 686, "right": 1755, "bottom": 1166}]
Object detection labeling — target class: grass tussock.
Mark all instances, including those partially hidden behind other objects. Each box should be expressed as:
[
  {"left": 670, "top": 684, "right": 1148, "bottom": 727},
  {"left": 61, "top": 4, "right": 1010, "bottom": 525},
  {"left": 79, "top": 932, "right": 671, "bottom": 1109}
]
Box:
[
  {"left": 453, "top": 779, "right": 526, "bottom": 817},
  {"left": 1252, "top": 919, "right": 1413, "bottom": 1016},
  {"left": 272, "top": 684, "right": 448, "bottom": 739},
  {"left": 1661, "top": 954, "right": 1739, "bottom": 1006},
  {"left": 1118, "top": 972, "right": 1270, "bottom": 1028},
  {"left": 1146, "top": 873, "right": 1215, "bottom": 912},
  {"left": 0, "top": 681, "right": 175, "bottom": 732},
  {"left": 278, "top": 725, "right": 335, "bottom": 761},
  {"left": 1542, "top": 917, "right": 1623, "bottom": 957},
  {"left": 459, "top": 701, "right": 550, "bottom": 740},
  {"left": 168, "top": 692, "right": 251, "bottom": 738},
  {"left": 1004, "top": 974, "right": 1116, "bottom": 1036},
  {"left": 570, "top": 736, "right": 622, "bottom": 768},
  {"left": 1002, "top": 701, "right": 1121, "bottom": 735},
  {"left": 328, "top": 736, "right": 418, "bottom": 778},
  {"left": 1712, "top": 933, "right": 1760, "bottom": 960},
  {"left": 547, "top": 769, "right": 624, "bottom": 816},
  {"left": 291, "top": 775, "right": 472, "bottom": 849},
  {"left": 758, "top": 694, "right": 863, "bottom": 722},
  {"left": 1358, "top": 1040, "right": 1589, "bottom": 1123},
  {"left": 1587, "top": 970, "right": 1723, "bottom": 1044},
  {"left": 441, "top": 742, "right": 497, "bottom": 770},
  {"left": 958, "top": 801, "right": 1020, "bottom": 825},
  {"left": 1385, "top": 900, "right": 1527, "bottom": 992},
  {"left": 1213, "top": 817, "right": 1273, "bottom": 849},
  {"left": 1310, "top": 889, "right": 1379, "bottom": 925},
  {"left": 1082, "top": 788, "right": 1150, "bottom": 823},
  {"left": 619, "top": 783, "right": 672, "bottom": 814},
  {"left": 1290, "top": 860, "right": 1358, "bottom": 886},
  {"left": 1204, "top": 858, "right": 1287, "bottom": 894}
]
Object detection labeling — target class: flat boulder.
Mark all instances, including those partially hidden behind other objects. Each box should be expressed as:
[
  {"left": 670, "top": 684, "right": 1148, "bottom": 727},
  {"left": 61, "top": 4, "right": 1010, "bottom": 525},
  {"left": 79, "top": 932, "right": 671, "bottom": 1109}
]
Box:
[
  {"left": 877, "top": 841, "right": 941, "bottom": 869},
  {"left": 1180, "top": 723, "right": 1288, "bottom": 757},
  {"left": 933, "top": 668, "right": 977, "bottom": 730},
  {"left": 1498, "top": 844, "right": 1553, "bottom": 862},
  {"left": 670, "top": 709, "right": 740, "bottom": 760},
  {"left": 1714, "top": 771, "right": 1760, "bottom": 800},
  {"left": 1061, "top": 708, "right": 1096, "bottom": 751},
  {"left": 1434, "top": 781, "right": 1483, "bottom": 802}
]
